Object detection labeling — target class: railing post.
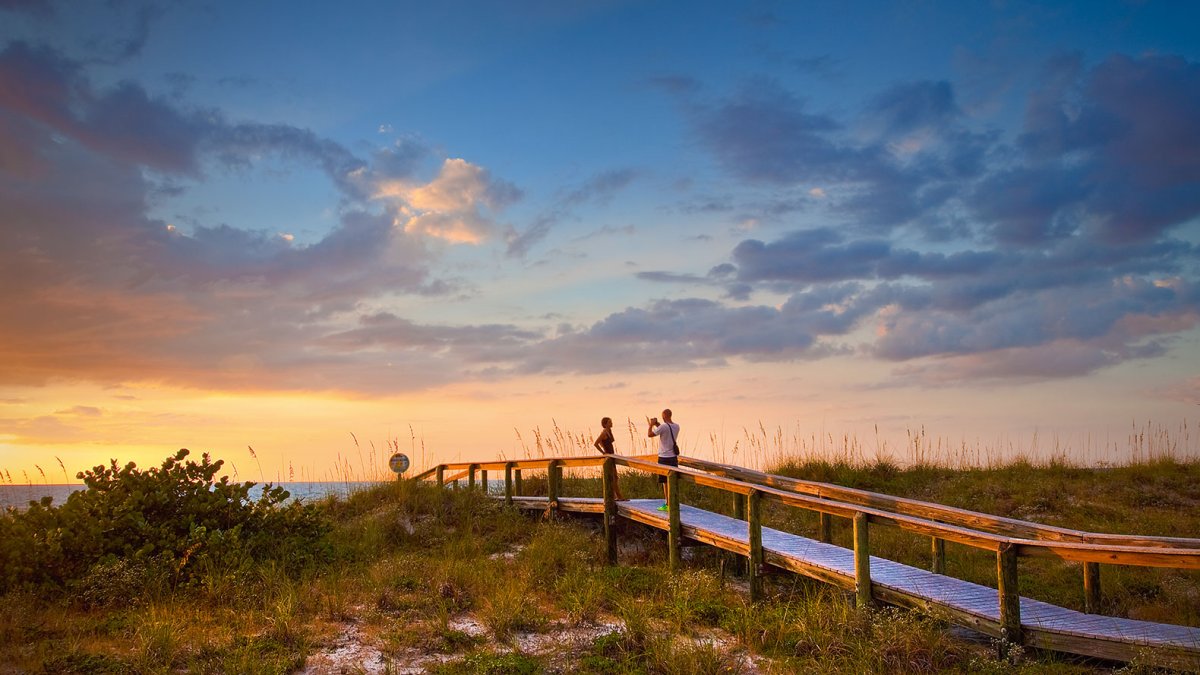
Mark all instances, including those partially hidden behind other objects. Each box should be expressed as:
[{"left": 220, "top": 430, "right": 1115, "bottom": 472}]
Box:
[
  {"left": 1083, "top": 562, "right": 1101, "bottom": 614},
  {"left": 504, "top": 462, "right": 514, "bottom": 506},
  {"left": 931, "top": 537, "right": 946, "bottom": 574},
  {"left": 747, "top": 489, "right": 763, "bottom": 602},
  {"left": 435, "top": 465, "right": 444, "bottom": 486},
  {"left": 514, "top": 468, "right": 523, "bottom": 496},
  {"left": 603, "top": 457, "right": 617, "bottom": 565},
  {"left": 997, "top": 542, "right": 1023, "bottom": 648},
  {"left": 732, "top": 491, "right": 747, "bottom": 577},
  {"left": 468, "top": 464, "right": 477, "bottom": 491},
  {"left": 479, "top": 469, "right": 488, "bottom": 494},
  {"left": 667, "top": 469, "right": 681, "bottom": 571},
  {"left": 547, "top": 460, "right": 561, "bottom": 520},
  {"left": 853, "top": 512, "right": 872, "bottom": 609},
  {"left": 818, "top": 512, "right": 833, "bottom": 544}
]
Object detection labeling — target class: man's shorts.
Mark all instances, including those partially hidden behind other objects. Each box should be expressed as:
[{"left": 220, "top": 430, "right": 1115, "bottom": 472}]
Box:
[{"left": 657, "top": 455, "right": 678, "bottom": 484}]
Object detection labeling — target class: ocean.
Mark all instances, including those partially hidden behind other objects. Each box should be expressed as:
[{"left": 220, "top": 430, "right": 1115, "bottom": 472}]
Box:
[{"left": 0, "top": 481, "right": 384, "bottom": 511}]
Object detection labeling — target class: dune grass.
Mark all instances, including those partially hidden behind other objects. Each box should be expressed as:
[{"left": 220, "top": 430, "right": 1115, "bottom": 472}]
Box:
[{"left": 2, "top": 449, "right": 1197, "bottom": 673}]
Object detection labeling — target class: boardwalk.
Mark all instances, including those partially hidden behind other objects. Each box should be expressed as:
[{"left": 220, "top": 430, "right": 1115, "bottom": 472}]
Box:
[
  {"left": 427, "top": 456, "right": 1200, "bottom": 669},
  {"left": 506, "top": 495, "right": 1200, "bottom": 668},
  {"left": 616, "top": 499, "right": 1200, "bottom": 667}
]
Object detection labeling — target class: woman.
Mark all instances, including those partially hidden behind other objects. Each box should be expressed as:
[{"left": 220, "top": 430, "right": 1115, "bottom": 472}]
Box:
[{"left": 593, "top": 417, "right": 626, "bottom": 500}]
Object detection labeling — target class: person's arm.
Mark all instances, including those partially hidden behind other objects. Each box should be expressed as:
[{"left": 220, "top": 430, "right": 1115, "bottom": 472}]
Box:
[
  {"left": 594, "top": 432, "right": 603, "bottom": 452},
  {"left": 647, "top": 418, "right": 658, "bottom": 438}
]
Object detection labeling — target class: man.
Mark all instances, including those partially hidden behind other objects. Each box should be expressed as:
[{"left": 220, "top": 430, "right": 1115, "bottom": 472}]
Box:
[{"left": 647, "top": 408, "right": 680, "bottom": 512}]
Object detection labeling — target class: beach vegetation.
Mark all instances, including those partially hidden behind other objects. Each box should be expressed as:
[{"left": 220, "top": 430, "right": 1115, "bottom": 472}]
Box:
[{"left": 0, "top": 437, "right": 1197, "bottom": 672}]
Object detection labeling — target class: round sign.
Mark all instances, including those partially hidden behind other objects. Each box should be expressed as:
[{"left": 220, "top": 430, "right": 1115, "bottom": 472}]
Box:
[{"left": 388, "top": 452, "right": 410, "bottom": 474}]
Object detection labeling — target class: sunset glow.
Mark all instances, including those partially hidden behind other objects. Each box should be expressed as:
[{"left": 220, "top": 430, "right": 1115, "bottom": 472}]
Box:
[{"left": 2, "top": 2, "right": 1199, "bottom": 485}]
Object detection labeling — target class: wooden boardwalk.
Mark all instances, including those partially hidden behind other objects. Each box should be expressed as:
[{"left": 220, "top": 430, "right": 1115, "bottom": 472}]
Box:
[
  {"left": 426, "top": 456, "right": 1200, "bottom": 669},
  {"left": 511, "top": 496, "right": 1200, "bottom": 668}
]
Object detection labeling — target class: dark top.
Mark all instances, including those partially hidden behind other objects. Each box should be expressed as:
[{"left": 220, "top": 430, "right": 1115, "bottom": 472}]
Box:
[{"left": 597, "top": 429, "right": 615, "bottom": 454}]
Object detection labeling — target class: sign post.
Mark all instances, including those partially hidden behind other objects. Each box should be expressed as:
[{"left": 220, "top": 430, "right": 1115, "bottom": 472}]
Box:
[{"left": 389, "top": 452, "right": 410, "bottom": 478}]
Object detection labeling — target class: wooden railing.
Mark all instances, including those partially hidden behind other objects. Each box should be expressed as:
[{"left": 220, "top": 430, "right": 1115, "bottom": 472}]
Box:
[
  {"left": 673, "top": 456, "right": 1200, "bottom": 616},
  {"left": 415, "top": 454, "right": 1200, "bottom": 653}
]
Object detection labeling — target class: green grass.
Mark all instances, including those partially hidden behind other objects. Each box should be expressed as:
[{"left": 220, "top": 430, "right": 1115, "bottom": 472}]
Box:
[{"left": 2, "top": 455, "right": 1198, "bottom": 673}]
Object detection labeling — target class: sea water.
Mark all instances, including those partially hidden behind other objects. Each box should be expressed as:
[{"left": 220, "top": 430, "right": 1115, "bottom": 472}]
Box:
[{"left": 0, "top": 481, "right": 382, "bottom": 511}]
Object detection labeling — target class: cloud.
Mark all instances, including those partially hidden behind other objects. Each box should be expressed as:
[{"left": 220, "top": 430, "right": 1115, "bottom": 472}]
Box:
[
  {"left": 687, "top": 77, "right": 993, "bottom": 232},
  {"left": 506, "top": 168, "right": 636, "bottom": 257},
  {"left": 507, "top": 296, "right": 871, "bottom": 375},
  {"left": 889, "top": 341, "right": 1125, "bottom": 384},
  {"left": 0, "top": 41, "right": 516, "bottom": 392},
  {"left": 376, "top": 158, "right": 520, "bottom": 244},
  {"left": 53, "top": 405, "right": 102, "bottom": 416},
  {"left": 0, "top": 0, "right": 54, "bottom": 17},
  {"left": 866, "top": 80, "right": 961, "bottom": 138},
  {"left": 320, "top": 312, "right": 540, "bottom": 352},
  {"left": 0, "top": 415, "right": 87, "bottom": 443},
  {"left": 615, "top": 52, "right": 1200, "bottom": 383},
  {"left": 977, "top": 53, "right": 1200, "bottom": 246},
  {"left": 3, "top": 25, "right": 1198, "bottom": 395},
  {"left": 1154, "top": 376, "right": 1200, "bottom": 406},
  {"left": 695, "top": 78, "right": 855, "bottom": 186}
]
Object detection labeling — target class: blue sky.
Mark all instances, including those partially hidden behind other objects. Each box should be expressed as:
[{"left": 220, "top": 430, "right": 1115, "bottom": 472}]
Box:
[{"left": 1, "top": 0, "right": 1199, "bottom": 478}]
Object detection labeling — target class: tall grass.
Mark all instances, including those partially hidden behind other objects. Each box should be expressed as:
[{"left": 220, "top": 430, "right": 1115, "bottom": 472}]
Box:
[{"left": 5, "top": 438, "right": 1197, "bottom": 673}]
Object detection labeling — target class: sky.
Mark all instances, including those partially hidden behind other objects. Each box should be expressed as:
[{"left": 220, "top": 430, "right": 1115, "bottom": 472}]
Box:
[{"left": 2, "top": 0, "right": 1199, "bottom": 484}]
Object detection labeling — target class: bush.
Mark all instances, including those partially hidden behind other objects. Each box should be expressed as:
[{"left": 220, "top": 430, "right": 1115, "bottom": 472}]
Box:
[{"left": 0, "top": 449, "right": 331, "bottom": 593}]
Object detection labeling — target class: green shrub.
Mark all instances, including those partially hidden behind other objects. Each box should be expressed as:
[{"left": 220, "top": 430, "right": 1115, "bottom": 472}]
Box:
[{"left": 0, "top": 449, "right": 331, "bottom": 593}]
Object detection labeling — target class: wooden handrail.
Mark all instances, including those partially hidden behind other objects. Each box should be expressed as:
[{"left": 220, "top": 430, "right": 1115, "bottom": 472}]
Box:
[
  {"left": 410, "top": 466, "right": 437, "bottom": 481},
  {"left": 677, "top": 456, "right": 1200, "bottom": 549},
  {"left": 419, "top": 454, "right": 1200, "bottom": 568}
]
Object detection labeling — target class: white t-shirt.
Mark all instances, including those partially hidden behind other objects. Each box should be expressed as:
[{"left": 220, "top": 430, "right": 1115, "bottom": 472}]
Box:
[{"left": 651, "top": 422, "right": 680, "bottom": 458}]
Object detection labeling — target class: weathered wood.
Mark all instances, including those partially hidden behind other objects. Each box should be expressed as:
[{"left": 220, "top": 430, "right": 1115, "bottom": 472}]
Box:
[
  {"left": 483, "top": 482, "right": 1200, "bottom": 670},
  {"left": 468, "top": 464, "right": 477, "bottom": 491},
  {"left": 479, "top": 469, "right": 487, "bottom": 494},
  {"left": 603, "top": 457, "right": 617, "bottom": 565},
  {"left": 932, "top": 537, "right": 946, "bottom": 574},
  {"left": 1083, "top": 562, "right": 1101, "bottom": 614},
  {"left": 854, "top": 512, "right": 872, "bottom": 609},
  {"left": 668, "top": 470, "right": 681, "bottom": 571},
  {"left": 761, "top": 490, "right": 1009, "bottom": 552},
  {"left": 436, "top": 465, "right": 444, "bottom": 485},
  {"left": 624, "top": 457, "right": 1200, "bottom": 568},
  {"left": 1026, "top": 629, "right": 1200, "bottom": 672},
  {"left": 1014, "top": 540, "right": 1200, "bottom": 569},
  {"left": 677, "top": 455, "right": 1200, "bottom": 550},
  {"left": 557, "top": 456, "right": 605, "bottom": 468},
  {"left": 609, "top": 456, "right": 1200, "bottom": 569},
  {"left": 508, "top": 496, "right": 604, "bottom": 514},
  {"left": 748, "top": 490, "right": 763, "bottom": 602},
  {"left": 997, "top": 542, "right": 1023, "bottom": 647},
  {"left": 514, "top": 468, "right": 523, "bottom": 495},
  {"left": 681, "top": 470, "right": 755, "bottom": 495},
  {"left": 547, "top": 460, "right": 561, "bottom": 520},
  {"left": 504, "top": 462, "right": 514, "bottom": 506},
  {"left": 411, "top": 466, "right": 436, "bottom": 481},
  {"left": 732, "top": 490, "right": 748, "bottom": 576},
  {"left": 818, "top": 512, "right": 833, "bottom": 544}
]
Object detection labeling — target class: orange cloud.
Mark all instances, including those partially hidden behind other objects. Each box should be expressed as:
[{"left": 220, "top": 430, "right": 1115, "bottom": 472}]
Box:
[{"left": 375, "top": 158, "right": 518, "bottom": 244}]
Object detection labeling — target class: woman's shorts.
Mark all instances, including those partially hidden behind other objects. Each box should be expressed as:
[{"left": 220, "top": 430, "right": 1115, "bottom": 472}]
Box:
[{"left": 657, "top": 455, "right": 678, "bottom": 483}]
